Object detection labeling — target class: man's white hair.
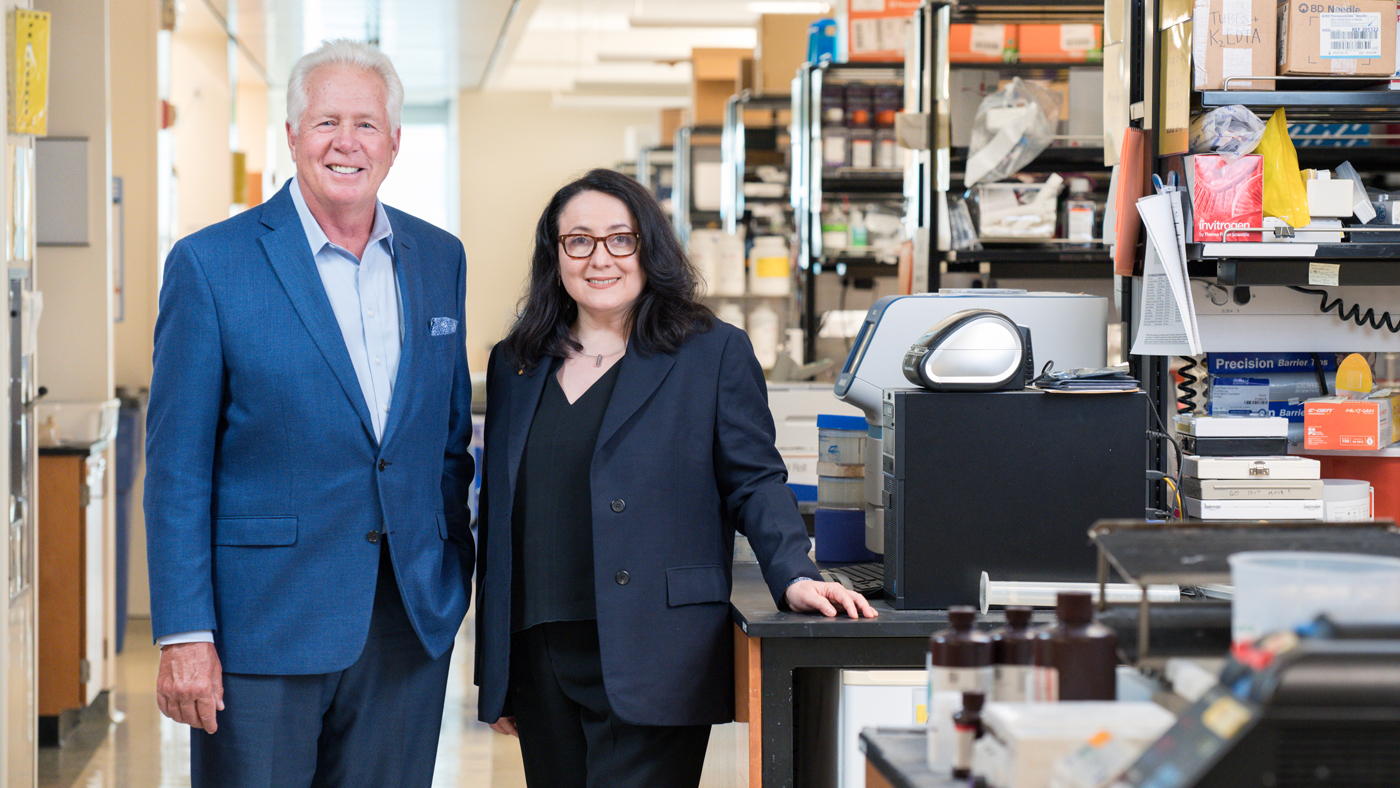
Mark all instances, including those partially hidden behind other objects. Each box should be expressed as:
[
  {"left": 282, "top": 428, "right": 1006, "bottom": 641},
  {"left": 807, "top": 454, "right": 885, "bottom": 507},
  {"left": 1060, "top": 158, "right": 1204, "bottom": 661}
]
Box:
[{"left": 286, "top": 39, "right": 404, "bottom": 132}]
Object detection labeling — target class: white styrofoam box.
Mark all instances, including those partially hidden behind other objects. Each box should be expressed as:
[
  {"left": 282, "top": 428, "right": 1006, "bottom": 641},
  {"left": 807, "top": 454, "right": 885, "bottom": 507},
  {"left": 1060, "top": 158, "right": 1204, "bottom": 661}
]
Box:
[
  {"left": 839, "top": 670, "right": 927, "bottom": 788},
  {"left": 768, "top": 382, "right": 864, "bottom": 451},
  {"left": 974, "top": 702, "right": 1176, "bottom": 788},
  {"left": 37, "top": 398, "right": 121, "bottom": 447}
]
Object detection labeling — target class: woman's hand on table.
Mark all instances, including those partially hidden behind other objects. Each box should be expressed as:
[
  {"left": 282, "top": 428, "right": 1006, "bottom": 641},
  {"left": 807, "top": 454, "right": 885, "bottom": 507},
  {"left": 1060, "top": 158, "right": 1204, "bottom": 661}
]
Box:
[{"left": 783, "top": 579, "right": 879, "bottom": 619}]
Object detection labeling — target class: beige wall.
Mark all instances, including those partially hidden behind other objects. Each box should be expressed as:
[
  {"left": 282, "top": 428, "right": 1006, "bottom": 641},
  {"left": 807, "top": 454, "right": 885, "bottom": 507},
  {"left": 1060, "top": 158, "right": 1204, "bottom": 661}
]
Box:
[
  {"left": 35, "top": 0, "right": 114, "bottom": 402},
  {"left": 458, "top": 91, "right": 656, "bottom": 370},
  {"left": 170, "top": 0, "right": 232, "bottom": 238},
  {"left": 108, "top": 0, "right": 159, "bottom": 620},
  {"left": 111, "top": 0, "right": 158, "bottom": 391}
]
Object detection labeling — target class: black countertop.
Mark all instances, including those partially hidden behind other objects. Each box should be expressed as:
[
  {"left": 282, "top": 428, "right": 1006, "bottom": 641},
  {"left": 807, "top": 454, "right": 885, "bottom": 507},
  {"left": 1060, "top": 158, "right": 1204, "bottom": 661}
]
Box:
[
  {"left": 38, "top": 440, "right": 109, "bottom": 457},
  {"left": 728, "top": 562, "right": 1233, "bottom": 660},
  {"left": 860, "top": 728, "right": 963, "bottom": 788}
]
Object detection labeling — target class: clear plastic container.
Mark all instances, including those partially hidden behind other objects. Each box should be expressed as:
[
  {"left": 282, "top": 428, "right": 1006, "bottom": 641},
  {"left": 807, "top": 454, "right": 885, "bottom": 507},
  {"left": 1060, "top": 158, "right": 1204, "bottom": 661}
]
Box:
[
  {"left": 817, "top": 475, "right": 864, "bottom": 509},
  {"left": 818, "top": 414, "right": 866, "bottom": 467},
  {"left": 1229, "top": 551, "right": 1400, "bottom": 644}
]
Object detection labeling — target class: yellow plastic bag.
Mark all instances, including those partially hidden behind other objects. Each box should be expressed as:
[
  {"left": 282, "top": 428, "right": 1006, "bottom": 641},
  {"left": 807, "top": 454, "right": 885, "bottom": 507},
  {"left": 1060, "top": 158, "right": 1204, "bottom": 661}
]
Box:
[{"left": 1257, "top": 108, "right": 1309, "bottom": 228}]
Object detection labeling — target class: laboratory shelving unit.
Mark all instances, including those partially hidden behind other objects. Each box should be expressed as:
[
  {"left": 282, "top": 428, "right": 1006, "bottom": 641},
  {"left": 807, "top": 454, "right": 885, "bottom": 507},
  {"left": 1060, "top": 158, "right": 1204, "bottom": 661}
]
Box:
[
  {"left": 907, "top": 0, "right": 1114, "bottom": 290},
  {"left": 1127, "top": 0, "right": 1400, "bottom": 513},
  {"left": 792, "top": 59, "right": 908, "bottom": 363},
  {"left": 672, "top": 124, "right": 723, "bottom": 250}
]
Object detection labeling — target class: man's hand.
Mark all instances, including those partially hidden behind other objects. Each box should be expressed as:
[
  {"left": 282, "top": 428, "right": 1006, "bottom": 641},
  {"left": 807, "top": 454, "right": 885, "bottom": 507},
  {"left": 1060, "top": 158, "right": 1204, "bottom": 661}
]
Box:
[
  {"left": 157, "top": 641, "right": 225, "bottom": 733},
  {"left": 783, "top": 579, "right": 879, "bottom": 619},
  {"left": 488, "top": 717, "right": 519, "bottom": 737}
]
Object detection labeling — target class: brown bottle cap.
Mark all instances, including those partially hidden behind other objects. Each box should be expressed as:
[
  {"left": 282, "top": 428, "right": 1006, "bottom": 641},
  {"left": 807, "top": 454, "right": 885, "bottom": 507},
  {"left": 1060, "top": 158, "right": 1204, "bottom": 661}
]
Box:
[
  {"left": 1005, "top": 607, "right": 1032, "bottom": 628},
  {"left": 961, "top": 691, "right": 985, "bottom": 711},
  {"left": 1057, "top": 591, "right": 1094, "bottom": 624},
  {"left": 948, "top": 606, "right": 976, "bottom": 630}
]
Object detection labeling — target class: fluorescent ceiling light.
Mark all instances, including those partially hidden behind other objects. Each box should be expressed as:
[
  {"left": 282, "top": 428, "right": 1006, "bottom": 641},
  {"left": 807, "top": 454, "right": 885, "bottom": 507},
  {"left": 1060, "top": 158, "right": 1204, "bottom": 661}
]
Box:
[
  {"left": 747, "top": 1, "right": 832, "bottom": 12},
  {"left": 552, "top": 93, "right": 691, "bottom": 110},
  {"left": 627, "top": 15, "right": 755, "bottom": 28}
]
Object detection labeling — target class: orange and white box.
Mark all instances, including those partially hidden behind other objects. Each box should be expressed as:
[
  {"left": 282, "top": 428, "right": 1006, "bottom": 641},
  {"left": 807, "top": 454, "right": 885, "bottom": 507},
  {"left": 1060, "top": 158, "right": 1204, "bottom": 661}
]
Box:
[
  {"left": 844, "top": 0, "right": 924, "bottom": 61},
  {"left": 1304, "top": 395, "right": 1399, "bottom": 450}
]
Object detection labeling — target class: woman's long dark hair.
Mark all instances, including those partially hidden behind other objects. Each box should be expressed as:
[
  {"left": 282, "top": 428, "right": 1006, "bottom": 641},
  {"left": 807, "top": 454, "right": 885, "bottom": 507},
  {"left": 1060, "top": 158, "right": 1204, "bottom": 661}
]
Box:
[{"left": 504, "top": 168, "right": 713, "bottom": 370}]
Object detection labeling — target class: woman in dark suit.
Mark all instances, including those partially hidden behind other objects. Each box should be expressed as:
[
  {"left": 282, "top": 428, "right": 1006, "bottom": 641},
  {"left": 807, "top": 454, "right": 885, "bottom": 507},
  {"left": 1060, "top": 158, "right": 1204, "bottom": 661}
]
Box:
[{"left": 474, "top": 168, "right": 876, "bottom": 787}]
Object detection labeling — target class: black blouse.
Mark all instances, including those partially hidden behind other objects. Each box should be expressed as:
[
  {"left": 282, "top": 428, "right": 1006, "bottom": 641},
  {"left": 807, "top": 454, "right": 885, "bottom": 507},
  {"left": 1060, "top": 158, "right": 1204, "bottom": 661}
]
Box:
[{"left": 511, "top": 357, "right": 622, "bottom": 632}]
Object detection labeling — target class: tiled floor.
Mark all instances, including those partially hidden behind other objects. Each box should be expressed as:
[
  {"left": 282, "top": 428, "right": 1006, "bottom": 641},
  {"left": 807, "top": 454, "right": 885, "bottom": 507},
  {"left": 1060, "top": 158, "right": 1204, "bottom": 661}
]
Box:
[{"left": 40, "top": 618, "right": 745, "bottom": 788}]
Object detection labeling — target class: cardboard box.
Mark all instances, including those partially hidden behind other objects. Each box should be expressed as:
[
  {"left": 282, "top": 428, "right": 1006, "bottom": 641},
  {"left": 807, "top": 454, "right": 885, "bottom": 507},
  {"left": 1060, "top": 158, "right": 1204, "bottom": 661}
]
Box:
[
  {"left": 1278, "top": 0, "right": 1397, "bottom": 76},
  {"left": 692, "top": 79, "right": 735, "bottom": 126},
  {"left": 756, "top": 14, "right": 823, "bottom": 94},
  {"left": 1303, "top": 394, "right": 1399, "bottom": 450},
  {"left": 1305, "top": 171, "right": 1356, "bottom": 216},
  {"left": 843, "top": 0, "right": 923, "bottom": 62},
  {"left": 949, "top": 23, "right": 1017, "bottom": 62},
  {"left": 1193, "top": 0, "right": 1277, "bottom": 88},
  {"left": 692, "top": 47, "right": 752, "bottom": 81},
  {"left": 1017, "top": 23, "right": 1103, "bottom": 61},
  {"left": 660, "top": 108, "right": 683, "bottom": 147}
]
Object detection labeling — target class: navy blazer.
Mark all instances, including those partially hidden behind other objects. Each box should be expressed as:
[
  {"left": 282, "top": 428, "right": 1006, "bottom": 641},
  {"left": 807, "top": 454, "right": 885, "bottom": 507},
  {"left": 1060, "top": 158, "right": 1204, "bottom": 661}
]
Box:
[
  {"left": 144, "top": 182, "right": 475, "bottom": 675},
  {"left": 474, "top": 319, "right": 820, "bottom": 726}
]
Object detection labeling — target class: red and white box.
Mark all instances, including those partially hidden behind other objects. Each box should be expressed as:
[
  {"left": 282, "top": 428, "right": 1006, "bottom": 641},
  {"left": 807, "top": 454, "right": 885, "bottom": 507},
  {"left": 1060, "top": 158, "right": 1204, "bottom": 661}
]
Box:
[
  {"left": 1304, "top": 395, "right": 1398, "bottom": 451},
  {"left": 1187, "top": 153, "right": 1263, "bottom": 242}
]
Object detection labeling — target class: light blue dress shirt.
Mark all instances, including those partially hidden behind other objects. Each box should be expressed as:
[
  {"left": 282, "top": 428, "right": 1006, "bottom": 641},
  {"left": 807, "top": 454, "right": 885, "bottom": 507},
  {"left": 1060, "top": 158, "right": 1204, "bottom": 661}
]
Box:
[
  {"left": 288, "top": 176, "right": 404, "bottom": 443},
  {"left": 159, "top": 178, "right": 402, "bottom": 649}
]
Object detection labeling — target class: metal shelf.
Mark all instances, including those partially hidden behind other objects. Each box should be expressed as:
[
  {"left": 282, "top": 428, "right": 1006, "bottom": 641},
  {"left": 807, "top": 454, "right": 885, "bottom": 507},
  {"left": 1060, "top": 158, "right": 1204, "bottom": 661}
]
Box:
[
  {"left": 809, "top": 260, "right": 900, "bottom": 278},
  {"left": 946, "top": 244, "right": 1110, "bottom": 264},
  {"left": 951, "top": 145, "right": 1108, "bottom": 173},
  {"left": 1198, "top": 88, "right": 1400, "bottom": 123},
  {"left": 820, "top": 173, "right": 905, "bottom": 194}
]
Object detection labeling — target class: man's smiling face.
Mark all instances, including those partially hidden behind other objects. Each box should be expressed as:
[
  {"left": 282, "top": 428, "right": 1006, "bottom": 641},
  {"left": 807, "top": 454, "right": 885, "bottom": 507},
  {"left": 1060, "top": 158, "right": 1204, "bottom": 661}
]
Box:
[{"left": 287, "top": 64, "right": 399, "bottom": 223}]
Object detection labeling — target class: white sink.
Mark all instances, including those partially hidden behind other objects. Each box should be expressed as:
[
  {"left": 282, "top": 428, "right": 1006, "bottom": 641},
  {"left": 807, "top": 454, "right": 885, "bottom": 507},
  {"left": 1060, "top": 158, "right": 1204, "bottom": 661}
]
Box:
[{"left": 36, "top": 398, "right": 121, "bottom": 447}]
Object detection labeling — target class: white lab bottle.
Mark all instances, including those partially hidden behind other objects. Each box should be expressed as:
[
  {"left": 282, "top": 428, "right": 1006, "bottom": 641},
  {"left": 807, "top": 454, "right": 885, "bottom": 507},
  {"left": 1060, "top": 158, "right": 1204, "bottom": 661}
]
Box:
[
  {"left": 747, "top": 302, "right": 780, "bottom": 369},
  {"left": 715, "top": 301, "right": 746, "bottom": 331},
  {"left": 688, "top": 229, "right": 720, "bottom": 295},
  {"left": 1064, "top": 177, "right": 1096, "bottom": 244},
  {"left": 713, "top": 232, "right": 747, "bottom": 296},
  {"left": 848, "top": 208, "right": 868, "bottom": 249},
  {"left": 748, "top": 234, "right": 791, "bottom": 296}
]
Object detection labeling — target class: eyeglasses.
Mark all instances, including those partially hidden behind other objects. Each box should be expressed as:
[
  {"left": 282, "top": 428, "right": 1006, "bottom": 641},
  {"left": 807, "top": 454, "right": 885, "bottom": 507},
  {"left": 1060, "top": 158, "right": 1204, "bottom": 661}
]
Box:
[{"left": 558, "top": 232, "right": 640, "bottom": 259}]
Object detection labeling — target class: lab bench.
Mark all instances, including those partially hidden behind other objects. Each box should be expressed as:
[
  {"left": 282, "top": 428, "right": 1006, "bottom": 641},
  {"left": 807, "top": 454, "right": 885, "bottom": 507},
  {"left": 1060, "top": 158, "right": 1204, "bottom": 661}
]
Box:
[
  {"left": 727, "top": 562, "right": 1230, "bottom": 788},
  {"left": 859, "top": 728, "right": 959, "bottom": 788}
]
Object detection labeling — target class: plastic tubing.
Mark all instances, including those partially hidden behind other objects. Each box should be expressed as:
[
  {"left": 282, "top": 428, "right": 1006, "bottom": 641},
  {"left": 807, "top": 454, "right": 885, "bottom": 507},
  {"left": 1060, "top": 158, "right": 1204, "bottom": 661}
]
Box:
[{"left": 979, "top": 572, "right": 1181, "bottom": 615}]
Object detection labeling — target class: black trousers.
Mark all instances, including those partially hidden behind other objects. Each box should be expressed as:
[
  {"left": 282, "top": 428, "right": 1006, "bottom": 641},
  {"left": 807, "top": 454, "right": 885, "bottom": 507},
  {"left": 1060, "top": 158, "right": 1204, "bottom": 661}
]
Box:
[{"left": 510, "top": 619, "right": 711, "bottom": 788}]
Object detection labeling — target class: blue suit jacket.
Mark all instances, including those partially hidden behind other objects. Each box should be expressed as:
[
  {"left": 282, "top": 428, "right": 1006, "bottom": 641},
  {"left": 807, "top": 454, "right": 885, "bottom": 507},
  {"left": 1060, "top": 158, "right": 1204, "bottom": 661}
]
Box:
[
  {"left": 473, "top": 319, "right": 820, "bottom": 726},
  {"left": 145, "top": 182, "right": 475, "bottom": 675}
]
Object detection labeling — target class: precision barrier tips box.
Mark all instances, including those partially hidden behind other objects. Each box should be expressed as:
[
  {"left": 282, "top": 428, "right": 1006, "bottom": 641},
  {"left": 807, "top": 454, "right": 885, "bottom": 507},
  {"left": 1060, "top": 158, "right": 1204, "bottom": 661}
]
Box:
[{"left": 1278, "top": 0, "right": 1398, "bottom": 76}]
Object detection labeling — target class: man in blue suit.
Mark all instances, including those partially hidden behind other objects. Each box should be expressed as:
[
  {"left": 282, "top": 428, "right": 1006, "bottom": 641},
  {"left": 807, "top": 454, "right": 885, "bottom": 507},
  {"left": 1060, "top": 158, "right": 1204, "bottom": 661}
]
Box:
[{"left": 144, "top": 39, "right": 474, "bottom": 787}]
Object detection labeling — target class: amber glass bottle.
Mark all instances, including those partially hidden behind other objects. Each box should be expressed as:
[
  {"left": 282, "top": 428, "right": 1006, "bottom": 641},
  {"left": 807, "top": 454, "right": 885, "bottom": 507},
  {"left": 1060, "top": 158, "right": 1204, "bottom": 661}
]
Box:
[
  {"left": 1030, "top": 591, "right": 1118, "bottom": 701},
  {"left": 927, "top": 606, "right": 994, "bottom": 694},
  {"left": 989, "top": 606, "right": 1035, "bottom": 701}
]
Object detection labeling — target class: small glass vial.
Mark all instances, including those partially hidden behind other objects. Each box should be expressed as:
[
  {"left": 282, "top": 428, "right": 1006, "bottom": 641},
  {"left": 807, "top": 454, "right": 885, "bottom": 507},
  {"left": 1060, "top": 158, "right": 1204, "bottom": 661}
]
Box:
[{"left": 952, "top": 691, "right": 986, "bottom": 779}]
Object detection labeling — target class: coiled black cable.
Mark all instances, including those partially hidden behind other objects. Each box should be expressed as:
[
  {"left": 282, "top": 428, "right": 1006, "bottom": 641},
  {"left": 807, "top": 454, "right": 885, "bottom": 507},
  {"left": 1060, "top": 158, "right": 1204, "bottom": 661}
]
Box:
[
  {"left": 1290, "top": 286, "right": 1400, "bottom": 333},
  {"left": 1176, "top": 356, "right": 1201, "bottom": 413}
]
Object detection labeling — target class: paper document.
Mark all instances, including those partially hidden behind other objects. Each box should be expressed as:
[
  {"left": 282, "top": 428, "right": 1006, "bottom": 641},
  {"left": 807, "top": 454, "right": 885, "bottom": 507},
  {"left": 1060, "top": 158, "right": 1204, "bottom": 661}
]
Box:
[
  {"left": 1133, "top": 192, "right": 1201, "bottom": 355},
  {"left": 1130, "top": 244, "right": 1194, "bottom": 356}
]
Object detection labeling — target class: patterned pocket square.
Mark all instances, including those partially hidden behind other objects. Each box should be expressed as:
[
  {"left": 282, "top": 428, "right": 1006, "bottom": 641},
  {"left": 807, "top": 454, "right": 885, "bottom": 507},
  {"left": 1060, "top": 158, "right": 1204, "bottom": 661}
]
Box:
[{"left": 430, "top": 317, "right": 459, "bottom": 336}]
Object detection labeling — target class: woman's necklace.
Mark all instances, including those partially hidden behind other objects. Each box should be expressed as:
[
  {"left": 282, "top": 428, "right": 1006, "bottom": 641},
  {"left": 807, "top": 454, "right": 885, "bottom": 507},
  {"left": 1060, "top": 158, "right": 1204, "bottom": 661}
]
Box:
[{"left": 573, "top": 343, "right": 626, "bottom": 367}]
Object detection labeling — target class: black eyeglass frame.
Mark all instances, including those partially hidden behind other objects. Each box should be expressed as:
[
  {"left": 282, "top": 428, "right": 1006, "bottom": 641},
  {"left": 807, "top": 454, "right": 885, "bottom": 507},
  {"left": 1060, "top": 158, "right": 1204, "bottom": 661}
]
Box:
[{"left": 557, "top": 232, "right": 641, "bottom": 259}]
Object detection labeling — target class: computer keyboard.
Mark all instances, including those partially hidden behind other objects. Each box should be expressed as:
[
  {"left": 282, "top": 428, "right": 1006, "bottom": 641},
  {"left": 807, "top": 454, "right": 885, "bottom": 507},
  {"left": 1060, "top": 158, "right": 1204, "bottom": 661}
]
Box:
[{"left": 819, "top": 562, "right": 884, "bottom": 599}]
